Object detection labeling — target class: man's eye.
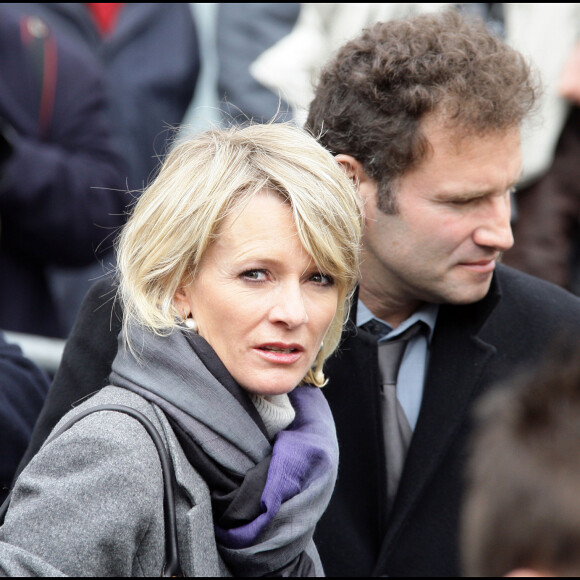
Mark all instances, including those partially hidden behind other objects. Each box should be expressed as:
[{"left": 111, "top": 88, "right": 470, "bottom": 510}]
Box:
[{"left": 449, "top": 198, "right": 474, "bottom": 206}]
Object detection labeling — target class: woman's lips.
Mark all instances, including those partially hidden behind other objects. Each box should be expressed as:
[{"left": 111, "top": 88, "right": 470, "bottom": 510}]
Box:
[{"left": 254, "top": 343, "right": 304, "bottom": 364}]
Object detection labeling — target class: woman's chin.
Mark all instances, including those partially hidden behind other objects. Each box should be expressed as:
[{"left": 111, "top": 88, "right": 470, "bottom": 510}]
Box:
[{"left": 237, "top": 369, "right": 305, "bottom": 397}]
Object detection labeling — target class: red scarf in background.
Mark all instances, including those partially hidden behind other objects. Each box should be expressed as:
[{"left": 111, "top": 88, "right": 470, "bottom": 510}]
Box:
[{"left": 85, "top": 3, "right": 124, "bottom": 36}]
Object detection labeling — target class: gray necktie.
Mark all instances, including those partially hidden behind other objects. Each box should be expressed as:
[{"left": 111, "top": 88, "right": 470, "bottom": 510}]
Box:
[{"left": 376, "top": 323, "right": 423, "bottom": 512}]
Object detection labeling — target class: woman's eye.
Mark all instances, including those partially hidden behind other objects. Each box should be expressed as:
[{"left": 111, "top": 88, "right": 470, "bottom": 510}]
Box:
[
  {"left": 241, "top": 269, "right": 267, "bottom": 281},
  {"left": 310, "top": 272, "right": 334, "bottom": 286}
]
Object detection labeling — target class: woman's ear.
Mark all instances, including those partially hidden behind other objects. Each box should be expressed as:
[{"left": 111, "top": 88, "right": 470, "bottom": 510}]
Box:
[{"left": 173, "top": 287, "right": 191, "bottom": 318}]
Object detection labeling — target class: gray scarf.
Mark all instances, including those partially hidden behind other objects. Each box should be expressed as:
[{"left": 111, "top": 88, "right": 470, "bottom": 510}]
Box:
[{"left": 109, "top": 321, "right": 338, "bottom": 576}]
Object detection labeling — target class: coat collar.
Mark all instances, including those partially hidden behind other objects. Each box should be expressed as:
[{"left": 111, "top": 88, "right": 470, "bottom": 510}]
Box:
[{"left": 346, "top": 272, "right": 502, "bottom": 338}]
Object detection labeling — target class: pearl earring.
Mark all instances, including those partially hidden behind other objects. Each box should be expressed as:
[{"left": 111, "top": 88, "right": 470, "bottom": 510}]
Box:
[
  {"left": 185, "top": 318, "right": 198, "bottom": 332},
  {"left": 183, "top": 310, "right": 198, "bottom": 332}
]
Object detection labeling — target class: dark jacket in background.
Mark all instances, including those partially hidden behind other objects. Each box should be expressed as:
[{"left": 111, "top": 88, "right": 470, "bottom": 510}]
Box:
[
  {"left": 3, "top": 3, "right": 201, "bottom": 336},
  {"left": 0, "top": 7, "right": 126, "bottom": 337},
  {"left": 16, "top": 265, "right": 580, "bottom": 576},
  {"left": 0, "top": 331, "right": 49, "bottom": 504},
  {"left": 7, "top": 3, "right": 201, "bottom": 192}
]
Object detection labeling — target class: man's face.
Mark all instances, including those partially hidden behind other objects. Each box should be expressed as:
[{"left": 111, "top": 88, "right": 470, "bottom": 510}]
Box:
[{"left": 358, "top": 116, "right": 522, "bottom": 324}]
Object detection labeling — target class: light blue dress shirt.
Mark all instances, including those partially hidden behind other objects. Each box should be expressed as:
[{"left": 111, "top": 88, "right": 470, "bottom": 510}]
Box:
[{"left": 357, "top": 300, "right": 439, "bottom": 430}]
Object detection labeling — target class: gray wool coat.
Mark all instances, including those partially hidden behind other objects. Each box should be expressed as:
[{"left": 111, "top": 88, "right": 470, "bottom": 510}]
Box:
[{"left": 0, "top": 386, "right": 229, "bottom": 577}]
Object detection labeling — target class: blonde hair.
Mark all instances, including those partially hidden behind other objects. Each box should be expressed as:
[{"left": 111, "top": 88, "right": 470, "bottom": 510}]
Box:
[{"left": 116, "top": 122, "right": 362, "bottom": 387}]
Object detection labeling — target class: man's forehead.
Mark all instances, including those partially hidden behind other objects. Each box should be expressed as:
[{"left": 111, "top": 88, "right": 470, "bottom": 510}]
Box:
[
  {"left": 419, "top": 112, "right": 522, "bottom": 156},
  {"left": 393, "top": 117, "right": 523, "bottom": 197}
]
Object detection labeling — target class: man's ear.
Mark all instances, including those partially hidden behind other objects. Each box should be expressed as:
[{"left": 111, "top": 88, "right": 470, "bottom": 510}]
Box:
[
  {"left": 336, "top": 154, "right": 378, "bottom": 209},
  {"left": 335, "top": 154, "right": 372, "bottom": 185}
]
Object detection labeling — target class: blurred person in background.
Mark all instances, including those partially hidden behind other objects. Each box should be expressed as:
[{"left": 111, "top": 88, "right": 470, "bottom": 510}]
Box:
[
  {"left": 496, "top": 4, "right": 580, "bottom": 295},
  {"left": 4, "top": 3, "right": 201, "bottom": 334},
  {"left": 243, "top": 3, "right": 449, "bottom": 125},
  {"left": 0, "top": 6, "right": 126, "bottom": 338},
  {"left": 461, "top": 341, "right": 580, "bottom": 577},
  {"left": 216, "top": 3, "right": 300, "bottom": 124},
  {"left": 560, "top": 48, "right": 580, "bottom": 296},
  {"left": 6, "top": 3, "right": 202, "bottom": 192},
  {"left": 0, "top": 330, "right": 50, "bottom": 505}
]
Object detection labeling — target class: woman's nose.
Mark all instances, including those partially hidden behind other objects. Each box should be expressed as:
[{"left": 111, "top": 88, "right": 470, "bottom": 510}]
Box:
[{"left": 268, "top": 283, "right": 309, "bottom": 328}]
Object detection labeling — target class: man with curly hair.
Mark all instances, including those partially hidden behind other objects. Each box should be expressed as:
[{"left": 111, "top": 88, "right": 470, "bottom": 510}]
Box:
[{"left": 306, "top": 8, "right": 580, "bottom": 576}]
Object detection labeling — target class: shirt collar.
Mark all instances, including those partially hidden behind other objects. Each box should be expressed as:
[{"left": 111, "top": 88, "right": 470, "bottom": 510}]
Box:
[{"left": 356, "top": 299, "right": 439, "bottom": 343}]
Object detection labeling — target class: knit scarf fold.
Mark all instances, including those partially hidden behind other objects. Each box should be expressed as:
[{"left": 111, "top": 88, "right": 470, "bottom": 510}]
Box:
[{"left": 109, "top": 322, "right": 338, "bottom": 577}]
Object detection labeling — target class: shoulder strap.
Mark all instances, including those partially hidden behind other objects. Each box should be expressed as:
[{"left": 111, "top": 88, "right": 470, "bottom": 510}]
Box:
[
  {"left": 19, "top": 15, "right": 58, "bottom": 139},
  {"left": 0, "top": 404, "right": 182, "bottom": 578}
]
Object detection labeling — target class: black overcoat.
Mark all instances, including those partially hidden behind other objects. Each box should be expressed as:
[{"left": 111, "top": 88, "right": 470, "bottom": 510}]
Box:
[{"left": 315, "top": 264, "right": 580, "bottom": 576}]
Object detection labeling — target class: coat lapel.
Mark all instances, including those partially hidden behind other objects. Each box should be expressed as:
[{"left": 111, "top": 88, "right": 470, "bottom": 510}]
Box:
[
  {"left": 315, "top": 292, "right": 389, "bottom": 577},
  {"left": 376, "top": 277, "right": 502, "bottom": 569}
]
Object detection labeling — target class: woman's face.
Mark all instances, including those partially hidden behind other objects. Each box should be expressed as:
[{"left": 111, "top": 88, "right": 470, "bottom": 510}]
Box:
[{"left": 175, "top": 189, "right": 339, "bottom": 396}]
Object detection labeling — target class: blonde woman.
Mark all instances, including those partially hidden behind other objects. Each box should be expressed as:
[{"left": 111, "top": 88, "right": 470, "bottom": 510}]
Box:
[{"left": 0, "top": 123, "right": 361, "bottom": 576}]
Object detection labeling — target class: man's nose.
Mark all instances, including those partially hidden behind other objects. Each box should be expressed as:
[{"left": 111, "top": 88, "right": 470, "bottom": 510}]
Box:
[{"left": 472, "top": 194, "right": 514, "bottom": 252}]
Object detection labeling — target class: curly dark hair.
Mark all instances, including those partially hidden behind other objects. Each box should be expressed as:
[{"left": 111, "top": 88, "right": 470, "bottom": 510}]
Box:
[{"left": 306, "top": 8, "right": 540, "bottom": 213}]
